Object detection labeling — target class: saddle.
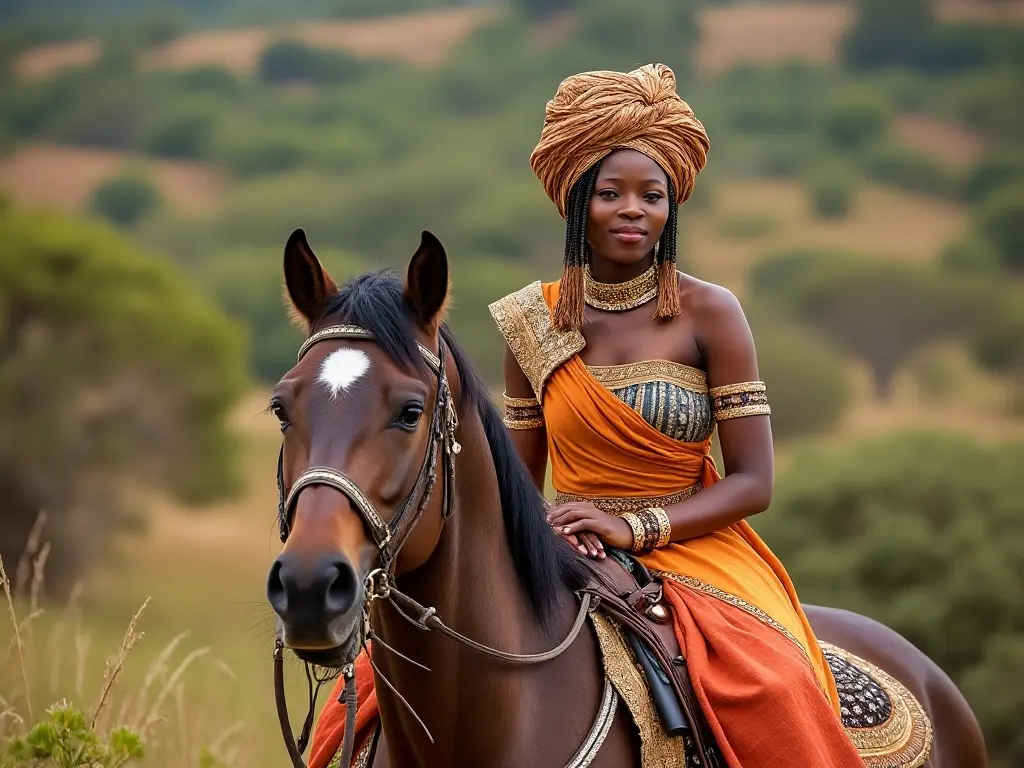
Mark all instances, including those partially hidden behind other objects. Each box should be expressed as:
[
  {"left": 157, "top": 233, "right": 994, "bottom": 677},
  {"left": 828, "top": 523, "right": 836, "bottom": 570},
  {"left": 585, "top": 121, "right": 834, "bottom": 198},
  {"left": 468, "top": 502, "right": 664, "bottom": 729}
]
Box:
[{"left": 583, "top": 549, "right": 720, "bottom": 767}]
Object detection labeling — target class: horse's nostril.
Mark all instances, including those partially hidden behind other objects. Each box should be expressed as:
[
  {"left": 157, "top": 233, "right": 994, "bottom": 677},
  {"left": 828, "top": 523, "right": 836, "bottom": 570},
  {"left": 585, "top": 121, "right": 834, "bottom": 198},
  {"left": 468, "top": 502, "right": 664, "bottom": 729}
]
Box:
[
  {"left": 325, "top": 559, "right": 357, "bottom": 616},
  {"left": 266, "top": 559, "right": 287, "bottom": 615}
]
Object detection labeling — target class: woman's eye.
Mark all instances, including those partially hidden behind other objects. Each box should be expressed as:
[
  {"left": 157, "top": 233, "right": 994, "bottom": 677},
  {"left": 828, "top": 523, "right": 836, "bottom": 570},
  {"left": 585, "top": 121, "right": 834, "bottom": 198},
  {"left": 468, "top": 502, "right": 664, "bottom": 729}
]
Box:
[
  {"left": 396, "top": 405, "right": 424, "bottom": 430},
  {"left": 597, "top": 190, "right": 618, "bottom": 198},
  {"left": 645, "top": 193, "right": 664, "bottom": 202}
]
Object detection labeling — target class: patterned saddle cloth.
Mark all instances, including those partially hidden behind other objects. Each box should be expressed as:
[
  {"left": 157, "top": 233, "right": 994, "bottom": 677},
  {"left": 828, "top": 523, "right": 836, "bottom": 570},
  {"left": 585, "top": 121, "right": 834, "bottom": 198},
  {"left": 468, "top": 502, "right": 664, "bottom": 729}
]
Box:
[{"left": 591, "top": 614, "right": 933, "bottom": 768}]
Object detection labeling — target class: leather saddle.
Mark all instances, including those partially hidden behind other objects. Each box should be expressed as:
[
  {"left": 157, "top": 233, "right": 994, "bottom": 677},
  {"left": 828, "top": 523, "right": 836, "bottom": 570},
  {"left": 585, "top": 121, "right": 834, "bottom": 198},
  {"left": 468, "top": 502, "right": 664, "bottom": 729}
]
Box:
[{"left": 583, "top": 550, "right": 720, "bottom": 767}]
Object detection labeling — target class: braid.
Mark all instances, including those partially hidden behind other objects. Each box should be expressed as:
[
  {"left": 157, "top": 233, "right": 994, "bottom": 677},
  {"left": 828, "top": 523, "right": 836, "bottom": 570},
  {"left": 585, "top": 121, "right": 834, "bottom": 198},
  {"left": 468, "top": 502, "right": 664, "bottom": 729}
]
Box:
[
  {"left": 653, "top": 178, "right": 681, "bottom": 321},
  {"left": 551, "top": 163, "right": 599, "bottom": 331}
]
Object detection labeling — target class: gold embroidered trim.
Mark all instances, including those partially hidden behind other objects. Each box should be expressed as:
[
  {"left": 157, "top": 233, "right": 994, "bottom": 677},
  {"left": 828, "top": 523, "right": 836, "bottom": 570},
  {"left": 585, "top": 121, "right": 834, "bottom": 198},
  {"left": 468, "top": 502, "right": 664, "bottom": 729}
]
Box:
[
  {"left": 503, "top": 393, "right": 539, "bottom": 408},
  {"left": 819, "top": 642, "right": 933, "bottom": 768},
  {"left": 328, "top": 735, "right": 374, "bottom": 768},
  {"left": 647, "top": 507, "right": 672, "bottom": 548},
  {"left": 586, "top": 359, "right": 708, "bottom": 393},
  {"left": 710, "top": 380, "right": 771, "bottom": 421},
  {"left": 652, "top": 570, "right": 812, "bottom": 666},
  {"left": 584, "top": 264, "right": 659, "bottom": 312},
  {"left": 589, "top": 612, "right": 688, "bottom": 767},
  {"left": 488, "top": 281, "right": 585, "bottom": 403},
  {"left": 504, "top": 415, "right": 545, "bottom": 430},
  {"left": 554, "top": 484, "right": 703, "bottom": 515},
  {"left": 709, "top": 380, "right": 766, "bottom": 397},
  {"left": 502, "top": 392, "right": 545, "bottom": 430}
]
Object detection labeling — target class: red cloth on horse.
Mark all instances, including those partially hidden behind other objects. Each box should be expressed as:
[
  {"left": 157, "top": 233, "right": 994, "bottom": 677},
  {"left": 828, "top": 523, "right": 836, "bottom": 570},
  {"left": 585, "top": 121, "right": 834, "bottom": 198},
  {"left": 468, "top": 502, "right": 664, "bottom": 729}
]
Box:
[{"left": 308, "top": 651, "right": 378, "bottom": 768}]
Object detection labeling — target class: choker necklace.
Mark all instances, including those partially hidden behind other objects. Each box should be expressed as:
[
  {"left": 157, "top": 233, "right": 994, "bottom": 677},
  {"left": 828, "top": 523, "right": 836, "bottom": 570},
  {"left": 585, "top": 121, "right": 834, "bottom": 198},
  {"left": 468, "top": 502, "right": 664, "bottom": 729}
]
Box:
[{"left": 584, "top": 264, "right": 659, "bottom": 311}]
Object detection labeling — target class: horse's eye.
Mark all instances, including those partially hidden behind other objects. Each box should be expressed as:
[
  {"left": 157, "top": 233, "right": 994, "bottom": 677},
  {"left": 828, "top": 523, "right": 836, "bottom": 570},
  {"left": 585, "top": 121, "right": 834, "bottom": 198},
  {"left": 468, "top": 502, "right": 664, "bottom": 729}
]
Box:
[
  {"left": 271, "top": 404, "right": 291, "bottom": 432},
  {"left": 395, "top": 404, "right": 423, "bottom": 431}
]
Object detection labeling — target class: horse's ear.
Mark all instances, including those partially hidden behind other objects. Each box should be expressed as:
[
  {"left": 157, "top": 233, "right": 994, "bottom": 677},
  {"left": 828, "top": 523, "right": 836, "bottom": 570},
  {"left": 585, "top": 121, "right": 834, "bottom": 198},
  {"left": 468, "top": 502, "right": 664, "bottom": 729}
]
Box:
[
  {"left": 283, "top": 228, "right": 338, "bottom": 331},
  {"left": 404, "top": 230, "right": 450, "bottom": 334}
]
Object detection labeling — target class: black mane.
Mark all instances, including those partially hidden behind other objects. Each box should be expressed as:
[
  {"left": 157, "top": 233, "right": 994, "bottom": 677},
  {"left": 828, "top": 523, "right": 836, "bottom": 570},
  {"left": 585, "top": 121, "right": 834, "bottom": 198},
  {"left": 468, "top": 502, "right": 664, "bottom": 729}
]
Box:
[{"left": 318, "top": 270, "right": 591, "bottom": 624}]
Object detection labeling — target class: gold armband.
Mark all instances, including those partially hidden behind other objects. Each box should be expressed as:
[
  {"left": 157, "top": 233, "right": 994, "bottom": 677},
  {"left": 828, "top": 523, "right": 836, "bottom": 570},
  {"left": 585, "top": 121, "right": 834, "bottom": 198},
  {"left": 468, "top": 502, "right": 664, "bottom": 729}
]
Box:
[
  {"left": 710, "top": 381, "right": 771, "bottom": 422},
  {"left": 502, "top": 393, "right": 544, "bottom": 430},
  {"left": 623, "top": 507, "right": 672, "bottom": 553}
]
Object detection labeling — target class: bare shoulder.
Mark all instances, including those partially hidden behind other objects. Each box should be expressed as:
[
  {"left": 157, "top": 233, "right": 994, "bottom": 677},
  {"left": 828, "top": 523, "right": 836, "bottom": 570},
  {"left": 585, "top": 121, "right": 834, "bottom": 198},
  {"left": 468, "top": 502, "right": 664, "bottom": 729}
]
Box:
[{"left": 677, "top": 273, "right": 748, "bottom": 329}]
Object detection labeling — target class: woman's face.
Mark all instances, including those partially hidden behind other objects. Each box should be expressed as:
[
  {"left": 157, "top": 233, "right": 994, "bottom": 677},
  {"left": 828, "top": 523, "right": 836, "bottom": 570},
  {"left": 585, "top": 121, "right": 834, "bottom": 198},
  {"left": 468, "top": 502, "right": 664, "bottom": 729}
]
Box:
[{"left": 586, "top": 149, "right": 669, "bottom": 268}]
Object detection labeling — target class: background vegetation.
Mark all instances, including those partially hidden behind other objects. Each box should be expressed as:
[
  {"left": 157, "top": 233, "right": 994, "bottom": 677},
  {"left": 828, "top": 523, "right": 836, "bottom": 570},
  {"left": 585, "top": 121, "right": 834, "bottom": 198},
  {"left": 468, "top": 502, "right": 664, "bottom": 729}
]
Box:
[{"left": 1, "top": 0, "right": 1022, "bottom": 764}]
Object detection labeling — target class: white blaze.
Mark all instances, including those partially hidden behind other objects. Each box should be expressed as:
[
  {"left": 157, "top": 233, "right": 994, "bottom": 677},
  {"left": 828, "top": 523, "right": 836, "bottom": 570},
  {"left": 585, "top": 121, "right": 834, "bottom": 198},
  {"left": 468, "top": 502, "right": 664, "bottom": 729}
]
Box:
[{"left": 318, "top": 348, "right": 370, "bottom": 398}]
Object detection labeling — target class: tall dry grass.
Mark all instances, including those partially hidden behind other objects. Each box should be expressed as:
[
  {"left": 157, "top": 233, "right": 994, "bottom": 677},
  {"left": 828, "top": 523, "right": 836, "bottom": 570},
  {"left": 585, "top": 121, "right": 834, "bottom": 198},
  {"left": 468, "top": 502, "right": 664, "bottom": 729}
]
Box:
[{"left": 0, "top": 514, "right": 245, "bottom": 767}]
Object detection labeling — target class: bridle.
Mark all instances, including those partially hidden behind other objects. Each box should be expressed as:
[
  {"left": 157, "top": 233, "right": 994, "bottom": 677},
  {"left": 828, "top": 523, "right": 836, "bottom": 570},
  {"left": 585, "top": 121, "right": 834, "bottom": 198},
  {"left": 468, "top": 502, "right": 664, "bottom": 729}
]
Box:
[{"left": 271, "top": 322, "right": 596, "bottom": 768}]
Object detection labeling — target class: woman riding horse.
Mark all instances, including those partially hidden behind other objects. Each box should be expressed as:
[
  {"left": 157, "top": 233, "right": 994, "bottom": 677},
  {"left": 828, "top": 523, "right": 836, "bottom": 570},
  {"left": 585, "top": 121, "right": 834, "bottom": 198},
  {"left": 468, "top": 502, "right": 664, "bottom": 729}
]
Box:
[
  {"left": 491, "top": 62, "right": 866, "bottom": 767},
  {"left": 308, "top": 63, "right": 868, "bottom": 767}
]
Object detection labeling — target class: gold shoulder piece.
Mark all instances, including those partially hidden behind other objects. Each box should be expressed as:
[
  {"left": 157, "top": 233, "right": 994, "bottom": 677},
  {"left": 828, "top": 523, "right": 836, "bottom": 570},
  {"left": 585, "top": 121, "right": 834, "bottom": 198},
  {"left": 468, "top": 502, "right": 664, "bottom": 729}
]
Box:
[{"left": 488, "top": 282, "right": 585, "bottom": 402}]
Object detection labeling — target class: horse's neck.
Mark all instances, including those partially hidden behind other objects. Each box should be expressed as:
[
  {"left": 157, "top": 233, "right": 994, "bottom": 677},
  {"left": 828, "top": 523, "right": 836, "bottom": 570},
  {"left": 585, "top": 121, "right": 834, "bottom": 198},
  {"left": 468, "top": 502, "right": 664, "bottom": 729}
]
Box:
[{"left": 372, "top": 414, "right": 581, "bottom": 764}]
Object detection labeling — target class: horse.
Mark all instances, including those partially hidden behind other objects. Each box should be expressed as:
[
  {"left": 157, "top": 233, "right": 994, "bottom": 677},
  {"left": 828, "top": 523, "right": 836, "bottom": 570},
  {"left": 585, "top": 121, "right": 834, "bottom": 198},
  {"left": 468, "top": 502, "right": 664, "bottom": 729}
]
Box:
[{"left": 264, "top": 228, "right": 987, "bottom": 768}]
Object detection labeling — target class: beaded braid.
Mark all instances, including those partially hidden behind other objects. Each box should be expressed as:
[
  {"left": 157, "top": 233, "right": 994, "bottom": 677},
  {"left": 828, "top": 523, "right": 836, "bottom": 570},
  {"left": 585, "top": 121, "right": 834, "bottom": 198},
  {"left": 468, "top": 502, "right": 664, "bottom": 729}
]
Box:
[
  {"left": 551, "top": 164, "right": 599, "bottom": 331},
  {"left": 551, "top": 162, "right": 681, "bottom": 331},
  {"left": 653, "top": 177, "right": 681, "bottom": 320}
]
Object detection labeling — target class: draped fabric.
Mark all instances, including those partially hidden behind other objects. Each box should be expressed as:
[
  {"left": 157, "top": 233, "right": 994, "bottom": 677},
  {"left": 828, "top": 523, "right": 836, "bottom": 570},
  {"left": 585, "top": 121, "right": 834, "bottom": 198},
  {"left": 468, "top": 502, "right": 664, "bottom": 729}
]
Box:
[{"left": 538, "top": 280, "right": 865, "bottom": 767}]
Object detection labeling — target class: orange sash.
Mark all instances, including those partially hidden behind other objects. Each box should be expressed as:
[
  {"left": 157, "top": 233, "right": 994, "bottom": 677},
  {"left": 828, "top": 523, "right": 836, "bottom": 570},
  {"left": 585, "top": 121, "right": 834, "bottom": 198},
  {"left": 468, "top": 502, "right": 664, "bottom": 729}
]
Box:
[{"left": 538, "top": 281, "right": 864, "bottom": 766}]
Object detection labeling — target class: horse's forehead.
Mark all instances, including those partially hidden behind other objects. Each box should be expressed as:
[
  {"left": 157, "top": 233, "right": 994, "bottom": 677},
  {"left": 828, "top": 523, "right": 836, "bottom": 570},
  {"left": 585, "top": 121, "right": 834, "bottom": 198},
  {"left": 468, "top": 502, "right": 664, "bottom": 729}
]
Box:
[{"left": 317, "top": 347, "right": 371, "bottom": 399}]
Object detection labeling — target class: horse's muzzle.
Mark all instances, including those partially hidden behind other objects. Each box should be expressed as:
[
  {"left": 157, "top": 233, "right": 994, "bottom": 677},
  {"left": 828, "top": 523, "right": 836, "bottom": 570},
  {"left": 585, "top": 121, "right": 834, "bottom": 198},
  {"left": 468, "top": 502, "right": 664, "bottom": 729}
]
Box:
[{"left": 267, "top": 550, "right": 361, "bottom": 651}]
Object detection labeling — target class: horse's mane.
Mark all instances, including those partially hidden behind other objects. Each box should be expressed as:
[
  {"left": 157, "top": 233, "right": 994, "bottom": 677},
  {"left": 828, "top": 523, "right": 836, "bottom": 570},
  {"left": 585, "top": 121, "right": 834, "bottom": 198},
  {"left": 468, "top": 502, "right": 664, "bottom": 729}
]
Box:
[{"left": 318, "top": 269, "right": 591, "bottom": 625}]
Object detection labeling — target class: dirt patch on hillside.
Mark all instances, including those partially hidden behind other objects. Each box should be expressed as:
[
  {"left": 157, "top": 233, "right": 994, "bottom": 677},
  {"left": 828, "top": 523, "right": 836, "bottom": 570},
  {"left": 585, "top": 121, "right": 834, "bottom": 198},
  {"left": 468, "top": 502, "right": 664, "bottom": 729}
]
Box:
[
  {"left": 688, "top": 178, "right": 967, "bottom": 293},
  {"left": 145, "top": 6, "right": 497, "bottom": 74},
  {"left": 894, "top": 114, "right": 986, "bottom": 167},
  {"left": 698, "top": 3, "right": 853, "bottom": 75},
  {"left": 0, "top": 144, "right": 226, "bottom": 215}
]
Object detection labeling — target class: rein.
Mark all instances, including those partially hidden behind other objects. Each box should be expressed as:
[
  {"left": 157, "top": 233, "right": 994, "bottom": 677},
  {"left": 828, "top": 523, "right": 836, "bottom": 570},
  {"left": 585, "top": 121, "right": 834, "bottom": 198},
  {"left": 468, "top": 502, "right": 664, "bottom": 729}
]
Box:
[{"left": 271, "top": 323, "right": 594, "bottom": 768}]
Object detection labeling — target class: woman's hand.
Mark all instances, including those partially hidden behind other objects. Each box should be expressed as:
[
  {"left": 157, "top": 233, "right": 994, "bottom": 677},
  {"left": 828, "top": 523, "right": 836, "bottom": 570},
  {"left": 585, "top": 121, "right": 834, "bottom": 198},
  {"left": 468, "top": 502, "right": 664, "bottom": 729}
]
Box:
[{"left": 546, "top": 501, "right": 634, "bottom": 558}]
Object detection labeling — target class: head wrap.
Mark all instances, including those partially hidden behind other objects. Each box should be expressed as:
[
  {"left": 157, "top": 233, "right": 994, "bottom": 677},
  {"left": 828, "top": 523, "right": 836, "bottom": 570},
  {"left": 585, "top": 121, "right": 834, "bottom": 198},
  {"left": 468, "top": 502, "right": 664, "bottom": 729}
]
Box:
[{"left": 529, "top": 63, "right": 710, "bottom": 219}]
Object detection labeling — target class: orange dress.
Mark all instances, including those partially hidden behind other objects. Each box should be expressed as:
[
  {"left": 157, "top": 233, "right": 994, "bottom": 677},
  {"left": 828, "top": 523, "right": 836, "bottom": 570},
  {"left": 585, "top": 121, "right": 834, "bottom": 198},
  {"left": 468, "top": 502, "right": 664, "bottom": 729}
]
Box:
[
  {"left": 308, "top": 279, "right": 866, "bottom": 767},
  {"left": 490, "top": 280, "right": 865, "bottom": 767}
]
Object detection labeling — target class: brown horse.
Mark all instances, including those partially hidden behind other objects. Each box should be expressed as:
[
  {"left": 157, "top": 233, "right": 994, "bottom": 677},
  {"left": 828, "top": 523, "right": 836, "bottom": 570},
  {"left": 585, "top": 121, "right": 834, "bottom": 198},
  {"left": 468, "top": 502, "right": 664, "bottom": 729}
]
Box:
[{"left": 266, "top": 229, "right": 987, "bottom": 768}]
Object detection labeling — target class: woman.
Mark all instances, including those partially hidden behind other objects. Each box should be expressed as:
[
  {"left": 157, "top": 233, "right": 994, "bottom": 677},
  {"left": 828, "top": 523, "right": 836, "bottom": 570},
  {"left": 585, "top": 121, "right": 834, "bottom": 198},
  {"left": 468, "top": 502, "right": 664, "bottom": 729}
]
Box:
[{"left": 488, "top": 63, "right": 865, "bottom": 767}]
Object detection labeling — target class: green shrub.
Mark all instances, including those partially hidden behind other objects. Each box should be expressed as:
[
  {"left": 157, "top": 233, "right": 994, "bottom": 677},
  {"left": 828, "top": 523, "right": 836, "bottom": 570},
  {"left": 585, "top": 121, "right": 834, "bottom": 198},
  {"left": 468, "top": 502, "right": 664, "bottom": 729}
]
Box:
[
  {"left": 940, "top": 232, "right": 1004, "bottom": 276},
  {"left": 751, "top": 317, "right": 853, "bottom": 441},
  {"left": 974, "top": 184, "right": 1024, "bottom": 272},
  {"left": 842, "top": 0, "right": 934, "bottom": 71},
  {"left": 89, "top": 173, "right": 163, "bottom": 227},
  {"left": 822, "top": 85, "right": 893, "bottom": 151},
  {"left": 962, "top": 148, "right": 1024, "bottom": 204},
  {"left": 142, "top": 100, "right": 221, "bottom": 159},
  {"left": 806, "top": 159, "right": 858, "bottom": 219},
  {"left": 258, "top": 40, "right": 363, "bottom": 86},
  {"left": 863, "top": 140, "right": 960, "bottom": 198},
  {"left": 754, "top": 432, "right": 1024, "bottom": 766}
]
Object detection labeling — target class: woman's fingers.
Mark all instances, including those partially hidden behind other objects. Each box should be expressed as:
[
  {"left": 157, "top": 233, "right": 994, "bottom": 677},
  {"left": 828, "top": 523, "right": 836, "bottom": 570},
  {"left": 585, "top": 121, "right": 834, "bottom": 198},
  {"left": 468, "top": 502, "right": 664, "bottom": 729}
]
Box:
[{"left": 577, "top": 531, "right": 605, "bottom": 559}]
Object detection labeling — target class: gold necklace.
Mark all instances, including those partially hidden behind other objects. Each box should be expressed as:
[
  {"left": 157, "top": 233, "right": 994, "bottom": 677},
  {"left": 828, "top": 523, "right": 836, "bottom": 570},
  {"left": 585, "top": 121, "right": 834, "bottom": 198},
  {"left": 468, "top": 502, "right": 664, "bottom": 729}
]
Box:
[{"left": 584, "top": 264, "right": 658, "bottom": 311}]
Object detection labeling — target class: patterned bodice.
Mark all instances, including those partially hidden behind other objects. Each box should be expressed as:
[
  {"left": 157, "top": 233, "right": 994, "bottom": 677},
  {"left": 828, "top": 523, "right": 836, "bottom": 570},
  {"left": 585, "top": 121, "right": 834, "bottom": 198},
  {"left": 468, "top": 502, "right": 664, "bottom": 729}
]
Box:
[{"left": 586, "top": 360, "right": 714, "bottom": 443}]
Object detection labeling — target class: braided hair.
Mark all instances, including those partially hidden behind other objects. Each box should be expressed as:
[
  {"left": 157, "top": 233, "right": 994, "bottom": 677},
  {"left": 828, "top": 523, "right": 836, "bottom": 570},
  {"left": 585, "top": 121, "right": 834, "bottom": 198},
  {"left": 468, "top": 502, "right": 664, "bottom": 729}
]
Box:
[{"left": 551, "top": 160, "right": 681, "bottom": 331}]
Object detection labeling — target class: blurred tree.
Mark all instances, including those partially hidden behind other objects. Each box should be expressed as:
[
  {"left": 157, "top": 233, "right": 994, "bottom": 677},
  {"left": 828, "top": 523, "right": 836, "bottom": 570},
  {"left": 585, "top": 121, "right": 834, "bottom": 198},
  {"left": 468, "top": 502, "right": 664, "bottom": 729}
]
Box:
[
  {"left": 973, "top": 184, "right": 1024, "bottom": 273},
  {"left": 513, "top": 0, "right": 579, "bottom": 21},
  {"left": 89, "top": 172, "right": 163, "bottom": 227},
  {"left": 749, "top": 316, "right": 853, "bottom": 441},
  {"left": 863, "top": 140, "right": 960, "bottom": 199},
  {"left": 753, "top": 432, "right": 1024, "bottom": 767},
  {"left": 750, "top": 251, "right": 975, "bottom": 399},
  {"left": 258, "top": 40, "right": 363, "bottom": 86},
  {"left": 968, "top": 285, "right": 1024, "bottom": 379},
  {"left": 0, "top": 209, "right": 247, "bottom": 598},
  {"left": 821, "top": 85, "right": 892, "bottom": 151},
  {"left": 961, "top": 147, "right": 1024, "bottom": 204},
  {"left": 842, "top": 0, "right": 935, "bottom": 71},
  {"left": 805, "top": 158, "right": 859, "bottom": 219}
]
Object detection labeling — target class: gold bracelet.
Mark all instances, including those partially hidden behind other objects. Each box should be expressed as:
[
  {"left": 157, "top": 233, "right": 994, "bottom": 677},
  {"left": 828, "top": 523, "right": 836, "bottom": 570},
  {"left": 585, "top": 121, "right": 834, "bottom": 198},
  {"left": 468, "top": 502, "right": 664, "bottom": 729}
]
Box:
[
  {"left": 621, "top": 512, "right": 649, "bottom": 553},
  {"left": 644, "top": 507, "right": 672, "bottom": 548}
]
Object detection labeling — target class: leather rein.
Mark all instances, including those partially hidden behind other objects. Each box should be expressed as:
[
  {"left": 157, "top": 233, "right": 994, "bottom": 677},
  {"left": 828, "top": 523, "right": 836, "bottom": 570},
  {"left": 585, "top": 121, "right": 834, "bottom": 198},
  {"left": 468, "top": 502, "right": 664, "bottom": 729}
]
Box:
[{"left": 272, "top": 324, "right": 594, "bottom": 768}]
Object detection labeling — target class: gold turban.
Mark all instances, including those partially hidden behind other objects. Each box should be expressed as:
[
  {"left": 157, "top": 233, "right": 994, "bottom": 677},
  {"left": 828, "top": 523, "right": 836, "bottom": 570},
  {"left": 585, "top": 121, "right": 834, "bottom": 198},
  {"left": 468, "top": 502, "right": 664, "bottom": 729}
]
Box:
[{"left": 529, "top": 63, "right": 710, "bottom": 219}]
